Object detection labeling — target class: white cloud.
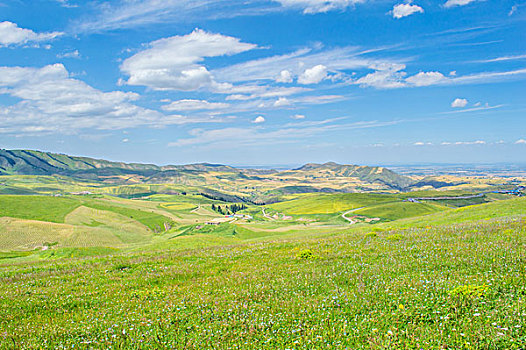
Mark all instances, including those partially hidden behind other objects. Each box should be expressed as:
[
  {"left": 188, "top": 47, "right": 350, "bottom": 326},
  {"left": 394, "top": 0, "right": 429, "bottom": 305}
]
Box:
[
  {"left": 291, "top": 114, "right": 306, "bottom": 119},
  {"left": 406, "top": 71, "right": 447, "bottom": 86},
  {"left": 392, "top": 3, "right": 424, "bottom": 19},
  {"left": 169, "top": 119, "right": 400, "bottom": 148},
  {"left": 450, "top": 68, "right": 526, "bottom": 85},
  {"left": 253, "top": 116, "right": 266, "bottom": 123},
  {"left": 0, "top": 64, "right": 225, "bottom": 135},
  {"left": 274, "top": 97, "right": 291, "bottom": 107},
  {"left": 444, "top": 0, "right": 476, "bottom": 8},
  {"left": 161, "top": 99, "right": 229, "bottom": 111},
  {"left": 57, "top": 50, "right": 81, "bottom": 59},
  {"left": 214, "top": 47, "right": 368, "bottom": 84},
  {"left": 276, "top": 70, "right": 293, "bottom": 83},
  {"left": 452, "top": 140, "right": 486, "bottom": 145},
  {"left": 274, "top": 0, "right": 364, "bottom": 14},
  {"left": 441, "top": 104, "right": 503, "bottom": 115},
  {"left": 475, "top": 54, "right": 526, "bottom": 63},
  {"left": 516, "top": 139, "right": 526, "bottom": 144},
  {"left": 55, "top": 0, "right": 78, "bottom": 8},
  {"left": 356, "top": 63, "right": 526, "bottom": 90},
  {"left": 0, "top": 21, "right": 63, "bottom": 47},
  {"left": 414, "top": 142, "right": 425, "bottom": 146},
  {"left": 122, "top": 138, "right": 129, "bottom": 143},
  {"left": 74, "top": 0, "right": 273, "bottom": 33},
  {"left": 451, "top": 98, "right": 468, "bottom": 108},
  {"left": 355, "top": 63, "right": 407, "bottom": 89},
  {"left": 120, "top": 29, "right": 257, "bottom": 91},
  {"left": 298, "top": 65, "right": 328, "bottom": 84}
]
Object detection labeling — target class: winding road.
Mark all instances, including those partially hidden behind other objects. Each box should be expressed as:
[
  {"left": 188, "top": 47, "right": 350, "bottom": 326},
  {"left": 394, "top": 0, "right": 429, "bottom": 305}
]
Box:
[{"left": 341, "top": 207, "right": 365, "bottom": 225}]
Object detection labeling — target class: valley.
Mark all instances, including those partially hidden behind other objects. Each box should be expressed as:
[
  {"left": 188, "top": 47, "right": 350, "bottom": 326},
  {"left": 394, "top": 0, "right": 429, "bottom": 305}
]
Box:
[{"left": 0, "top": 150, "right": 525, "bottom": 348}]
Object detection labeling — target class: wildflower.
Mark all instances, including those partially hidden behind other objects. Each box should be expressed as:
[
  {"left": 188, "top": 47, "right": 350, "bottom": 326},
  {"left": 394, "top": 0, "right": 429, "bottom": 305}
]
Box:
[{"left": 398, "top": 304, "right": 404, "bottom": 310}]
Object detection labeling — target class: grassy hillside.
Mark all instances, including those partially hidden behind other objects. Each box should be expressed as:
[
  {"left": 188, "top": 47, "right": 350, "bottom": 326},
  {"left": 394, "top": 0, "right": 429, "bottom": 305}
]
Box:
[
  {"left": 0, "top": 195, "right": 81, "bottom": 223},
  {"left": 268, "top": 193, "right": 395, "bottom": 215},
  {"left": 353, "top": 201, "right": 449, "bottom": 221},
  {"left": 388, "top": 196, "right": 526, "bottom": 228},
  {"left": 0, "top": 215, "right": 524, "bottom": 348}
]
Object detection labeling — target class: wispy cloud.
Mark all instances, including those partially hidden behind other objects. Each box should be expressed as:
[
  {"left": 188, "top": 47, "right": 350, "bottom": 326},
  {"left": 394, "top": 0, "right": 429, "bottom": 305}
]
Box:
[
  {"left": 474, "top": 54, "right": 526, "bottom": 63},
  {"left": 273, "top": 0, "right": 365, "bottom": 14},
  {"left": 444, "top": 0, "right": 478, "bottom": 8},
  {"left": 440, "top": 104, "right": 504, "bottom": 114},
  {"left": 168, "top": 118, "right": 400, "bottom": 148}
]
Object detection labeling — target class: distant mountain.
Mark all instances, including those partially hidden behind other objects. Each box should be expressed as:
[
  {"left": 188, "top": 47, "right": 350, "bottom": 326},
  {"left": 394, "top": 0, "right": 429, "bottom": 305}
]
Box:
[
  {"left": 0, "top": 149, "right": 415, "bottom": 191},
  {"left": 0, "top": 149, "right": 234, "bottom": 176},
  {"left": 290, "top": 162, "right": 414, "bottom": 190}
]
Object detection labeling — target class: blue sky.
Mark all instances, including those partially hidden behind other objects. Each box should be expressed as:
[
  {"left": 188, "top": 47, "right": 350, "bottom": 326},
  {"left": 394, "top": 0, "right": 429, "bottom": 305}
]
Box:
[{"left": 0, "top": 0, "right": 525, "bottom": 166}]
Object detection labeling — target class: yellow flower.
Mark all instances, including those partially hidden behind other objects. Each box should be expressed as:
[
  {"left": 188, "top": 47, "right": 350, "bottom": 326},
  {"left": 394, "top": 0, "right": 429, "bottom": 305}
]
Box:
[{"left": 398, "top": 304, "right": 404, "bottom": 310}]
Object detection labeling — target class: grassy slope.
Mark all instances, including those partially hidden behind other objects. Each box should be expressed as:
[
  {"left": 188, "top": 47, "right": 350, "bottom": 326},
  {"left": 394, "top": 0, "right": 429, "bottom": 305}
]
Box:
[
  {"left": 353, "top": 201, "right": 449, "bottom": 221},
  {"left": 0, "top": 195, "right": 82, "bottom": 223},
  {"left": 268, "top": 193, "right": 395, "bottom": 215},
  {"left": 0, "top": 195, "right": 173, "bottom": 231},
  {"left": 388, "top": 196, "right": 526, "bottom": 229},
  {"left": 0, "top": 216, "right": 524, "bottom": 348}
]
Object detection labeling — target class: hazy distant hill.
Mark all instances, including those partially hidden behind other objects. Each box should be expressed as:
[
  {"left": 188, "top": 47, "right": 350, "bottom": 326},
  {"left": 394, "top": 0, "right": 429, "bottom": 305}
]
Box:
[
  {"left": 0, "top": 149, "right": 236, "bottom": 176},
  {"left": 0, "top": 149, "right": 415, "bottom": 190},
  {"left": 289, "top": 162, "right": 414, "bottom": 190}
]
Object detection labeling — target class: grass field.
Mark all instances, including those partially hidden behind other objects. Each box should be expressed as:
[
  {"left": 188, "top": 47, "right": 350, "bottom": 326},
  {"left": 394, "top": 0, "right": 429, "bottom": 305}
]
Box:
[
  {"left": 353, "top": 201, "right": 449, "bottom": 221},
  {"left": 0, "top": 214, "right": 524, "bottom": 348},
  {"left": 268, "top": 193, "right": 395, "bottom": 215},
  {"left": 0, "top": 182, "right": 525, "bottom": 348}
]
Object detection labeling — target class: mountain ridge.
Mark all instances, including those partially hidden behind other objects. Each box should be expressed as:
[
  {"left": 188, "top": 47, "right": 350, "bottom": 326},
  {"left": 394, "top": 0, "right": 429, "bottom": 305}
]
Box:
[{"left": 0, "top": 149, "right": 414, "bottom": 190}]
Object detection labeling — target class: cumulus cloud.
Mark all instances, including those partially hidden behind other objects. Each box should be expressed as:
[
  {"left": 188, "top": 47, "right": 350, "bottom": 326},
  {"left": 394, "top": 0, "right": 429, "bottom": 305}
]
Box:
[
  {"left": 276, "top": 70, "right": 293, "bottom": 83},
  {"left": 0, "top": 21, "right": 63, "bottom": 47},
  {"left": 0, "top": 64, "right": 223, "bottom": 134},
  {"left": 274, "top": 97, "right": 291, "bottom": 107},
  {"left": 405, "top": 71, "right": 447, "bottom": 86},
  {"left": 120, "top": 29, "right": 257, "bottom": 91},
  {"left": 451, "top": 98, "right": 468, "bottom": 108},
  {"left": 298, "top": 65, "right": 328, "bottom": 84},
  {"left": 516, "top": 139, "right": 526, "bottom": 144},
  {"left": 253, "top": 116, "right": 266, "bottom": 123},
  {"left": 161, "top": 99, "right": 229, "bottom": 111},
  {"left": 444, "top": 0, "right": 476, "bottom": 8},
  {"left": 391, "top": 3, "right": 424, "bottom": 19},
  {"left": 274, "top": 0, "right": 364, "bottom": 14}
]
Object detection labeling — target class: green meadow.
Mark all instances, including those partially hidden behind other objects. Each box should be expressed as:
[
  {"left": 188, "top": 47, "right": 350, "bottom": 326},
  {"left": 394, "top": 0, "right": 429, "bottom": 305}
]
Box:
[{"left": 0, "top": 179, "right": 525, "bottom": 349}]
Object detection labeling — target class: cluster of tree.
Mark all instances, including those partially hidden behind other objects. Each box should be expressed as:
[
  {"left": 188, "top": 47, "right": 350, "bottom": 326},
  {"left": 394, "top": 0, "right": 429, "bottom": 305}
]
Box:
[{"left": 211, "top": 203, "right": 247, "bottom": 215}]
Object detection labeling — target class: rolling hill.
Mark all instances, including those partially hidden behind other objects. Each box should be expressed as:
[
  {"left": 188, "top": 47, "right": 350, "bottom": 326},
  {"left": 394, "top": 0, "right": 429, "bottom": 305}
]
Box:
[{"left": 0, "top": 149, "right": 417, "bottom": 191}]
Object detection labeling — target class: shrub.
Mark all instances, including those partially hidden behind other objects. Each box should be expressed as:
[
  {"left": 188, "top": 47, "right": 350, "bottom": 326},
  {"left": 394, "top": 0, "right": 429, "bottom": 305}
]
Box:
[{"left": 296, "top": 249, "right": 317, "bottom": 260}]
